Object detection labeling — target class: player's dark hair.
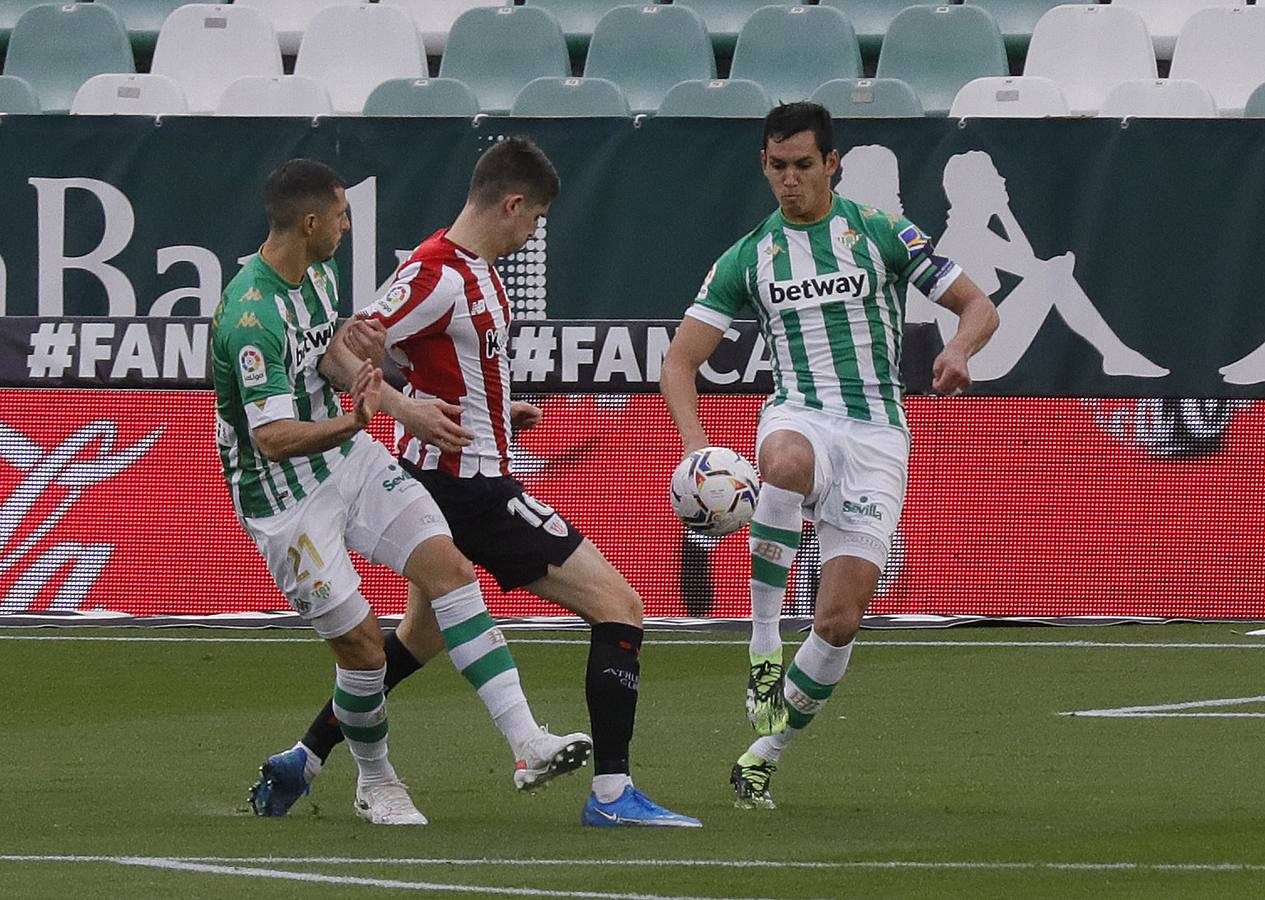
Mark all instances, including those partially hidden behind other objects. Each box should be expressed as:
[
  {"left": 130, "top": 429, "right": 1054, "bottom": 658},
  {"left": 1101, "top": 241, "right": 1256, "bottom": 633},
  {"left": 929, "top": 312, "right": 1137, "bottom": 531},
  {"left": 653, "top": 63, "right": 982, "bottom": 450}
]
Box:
[
  {"left": 468, "top": 137, "right": 560, "bottom": 208},
  {"left": 264, "top": 158, "right": 346, "bottom": 231},
  {"left": 763, "top": 102, "right": 834, "bottom": 159}
]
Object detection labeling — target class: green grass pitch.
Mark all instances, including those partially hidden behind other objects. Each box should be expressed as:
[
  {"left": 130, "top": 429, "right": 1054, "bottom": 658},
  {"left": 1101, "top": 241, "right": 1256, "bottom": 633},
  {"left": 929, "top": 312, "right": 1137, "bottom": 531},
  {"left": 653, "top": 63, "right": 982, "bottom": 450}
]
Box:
[{"left": 3, "top": 624, "right": 1264, "bottom": 899}]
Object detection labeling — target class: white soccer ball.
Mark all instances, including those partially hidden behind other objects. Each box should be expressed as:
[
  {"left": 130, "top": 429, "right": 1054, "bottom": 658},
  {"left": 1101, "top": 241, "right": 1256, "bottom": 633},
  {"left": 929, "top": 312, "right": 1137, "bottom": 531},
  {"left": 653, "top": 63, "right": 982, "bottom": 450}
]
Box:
[{"left": 669, "top": 446, "right": 760, "bottom": 536}]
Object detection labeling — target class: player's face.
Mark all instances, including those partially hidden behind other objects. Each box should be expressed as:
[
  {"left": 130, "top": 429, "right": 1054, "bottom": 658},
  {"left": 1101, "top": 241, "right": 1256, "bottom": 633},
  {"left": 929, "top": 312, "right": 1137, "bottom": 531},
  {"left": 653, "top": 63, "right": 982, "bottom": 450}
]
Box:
[
  {"left": 762, "top": 131, "right": 839, "bottom": 224},
  {"left": 309, "top": 187, "right": 351, "bottom": 261},
  {"left": 503, "top": 196, "right": 549, "bottom": 257}
]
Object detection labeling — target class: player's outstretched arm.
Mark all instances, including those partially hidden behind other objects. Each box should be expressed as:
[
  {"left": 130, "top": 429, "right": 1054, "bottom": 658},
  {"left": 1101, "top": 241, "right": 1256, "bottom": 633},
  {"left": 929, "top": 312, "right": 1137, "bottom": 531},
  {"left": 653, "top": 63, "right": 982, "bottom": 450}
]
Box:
[
  {"left": 252, "top": 359, "right": 381, "bottom": 461},
  {"left": 661, "top": 317, "right": 727, "bottom": 454},
  {"left": 932, "top": 273, "right": 999, "bottom": 395}
]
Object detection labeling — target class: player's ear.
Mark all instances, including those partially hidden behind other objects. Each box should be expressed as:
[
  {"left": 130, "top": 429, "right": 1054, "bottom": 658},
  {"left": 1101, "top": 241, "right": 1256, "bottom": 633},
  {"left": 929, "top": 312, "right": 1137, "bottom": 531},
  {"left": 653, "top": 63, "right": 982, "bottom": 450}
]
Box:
[
  {"left": 504, "top": 193, "right": 526, "bottom": 217},
  {"left": 824, "top": 149, "right": 840, "bottom": 178}
]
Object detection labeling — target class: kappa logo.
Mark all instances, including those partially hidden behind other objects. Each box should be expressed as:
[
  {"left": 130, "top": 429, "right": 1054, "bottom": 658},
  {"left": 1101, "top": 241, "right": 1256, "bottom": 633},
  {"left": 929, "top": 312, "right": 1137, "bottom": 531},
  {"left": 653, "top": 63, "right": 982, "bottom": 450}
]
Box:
[
  {"left": 237, "top": 311, "right": 260, "bottom": 328},
  {"left": 239, "top": 345, "right": 267, "bottom": 387},
  {"left": 768, "top": 272, "right": 868, "bottom": 304},
  {"left": 241, "top": 287, "right": 263, "bottom": 302}
]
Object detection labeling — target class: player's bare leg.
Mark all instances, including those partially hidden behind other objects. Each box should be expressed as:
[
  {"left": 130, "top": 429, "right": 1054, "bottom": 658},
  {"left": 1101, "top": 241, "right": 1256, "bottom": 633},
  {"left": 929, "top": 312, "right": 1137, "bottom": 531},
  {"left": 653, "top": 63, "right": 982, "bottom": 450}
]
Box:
[{"left": 733, "top": 555, "right": 876, "bottom": 809}]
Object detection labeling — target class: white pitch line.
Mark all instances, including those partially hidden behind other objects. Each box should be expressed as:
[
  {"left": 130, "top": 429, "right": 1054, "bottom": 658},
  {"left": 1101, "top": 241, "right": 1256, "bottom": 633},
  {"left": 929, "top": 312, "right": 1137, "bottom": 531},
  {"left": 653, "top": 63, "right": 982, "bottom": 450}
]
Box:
[
  {"left": 1062, "top": 695, "right": 1265, "bottom": 718},
  {"left": 4, "top": 855, "right": 1265, "bottom": 875},
  {"left": 3, "top": 634, "right": 1265, "bottom": 649}
]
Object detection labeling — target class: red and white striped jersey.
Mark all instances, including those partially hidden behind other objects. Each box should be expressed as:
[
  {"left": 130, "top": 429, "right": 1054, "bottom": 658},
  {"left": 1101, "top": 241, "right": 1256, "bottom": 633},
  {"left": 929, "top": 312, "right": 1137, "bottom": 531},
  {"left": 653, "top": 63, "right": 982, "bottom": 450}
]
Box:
[{"left": 357, "top": 229, "right": 512, "bottom": 477}]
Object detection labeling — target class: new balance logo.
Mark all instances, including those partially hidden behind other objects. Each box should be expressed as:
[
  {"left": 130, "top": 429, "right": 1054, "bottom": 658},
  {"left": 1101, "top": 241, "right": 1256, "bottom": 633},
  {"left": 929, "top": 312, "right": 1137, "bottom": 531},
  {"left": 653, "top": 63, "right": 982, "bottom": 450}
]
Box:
[{"left": 768, "top": 273, "right": 868, "bottom": 305}]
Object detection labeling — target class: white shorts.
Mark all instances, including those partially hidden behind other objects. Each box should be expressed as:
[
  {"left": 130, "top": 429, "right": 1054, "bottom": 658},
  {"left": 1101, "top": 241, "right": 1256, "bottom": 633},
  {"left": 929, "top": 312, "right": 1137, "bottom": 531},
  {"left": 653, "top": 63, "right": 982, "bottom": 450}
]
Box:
[
  {"left": 756, "top": 404, "right": 909, "bottom": 570},
  {"left": 242, "top": 432, "right": 450, "bottom": 638}
]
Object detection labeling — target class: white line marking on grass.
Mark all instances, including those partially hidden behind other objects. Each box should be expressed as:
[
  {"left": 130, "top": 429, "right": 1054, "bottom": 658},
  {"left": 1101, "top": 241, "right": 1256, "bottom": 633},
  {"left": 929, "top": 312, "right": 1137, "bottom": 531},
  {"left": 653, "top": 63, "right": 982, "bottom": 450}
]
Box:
[
  {"left": 5, "top": 855, "right": 1265, "bottom": 876},
  {"left": 5, "top": 635, "right": 1265, "bottom": 649},
  {"left": 1062, "top": 695, "right": 1265, "bottom": 718}
]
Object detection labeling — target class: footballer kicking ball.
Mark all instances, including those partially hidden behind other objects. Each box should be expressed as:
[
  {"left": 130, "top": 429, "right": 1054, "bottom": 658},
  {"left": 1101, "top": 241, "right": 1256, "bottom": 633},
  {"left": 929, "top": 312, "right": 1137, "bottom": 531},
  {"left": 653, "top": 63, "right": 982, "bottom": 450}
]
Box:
[{"left": 669, "top": 446, "right": 760, "bottom": 536}]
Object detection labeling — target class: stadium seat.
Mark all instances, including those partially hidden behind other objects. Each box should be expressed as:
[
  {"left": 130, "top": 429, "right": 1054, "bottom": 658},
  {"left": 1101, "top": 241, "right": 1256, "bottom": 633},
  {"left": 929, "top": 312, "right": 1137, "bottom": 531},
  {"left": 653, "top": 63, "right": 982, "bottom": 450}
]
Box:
[
  {"left": 2, "top": 3, "right": 134, "bottom": 114},
  {"left": 234, "top": 1, "right": 364, "bottom": 57},
  {"left": 673, "top": 0, "right": 777, "bottom": 58},
  {"left": 818, "top": 0, "right": 916, "bottom": 61},
  {"left": 1244, "top": 83, "right": 1265, "bottom": 119},
  {"left": 1169, "top": 7, "right": 1265, "bottom": 116},
  {"left": 584, "top": 5, "right": 715, "bottom": 114},
  {"left": 0, "top": 2, "right": 48, "bottom": 53},
  {"left": 524, "top": 0, "right": 639, "bottom": 60},
  {"left": 438, "top": 5, "right": 569, "bottom": 115},
  {"left": 70, "top": 72, "right": 186, "bottom": 115},
  {"left": 949, "top": 76, "right": 1069, "bottom": 118},
  {"left": 1113, "top": 0, "right": 1245, "bottom": 62},
  {"left": 380, "top": 0, "right": 513, "bottom": 57},
  {"left": 1024, "top": 4, "right": 1157, "bottom": 116},
  {"left": 362, "top": 77, "right": 480, "bottom": 117},
  {"left": 876, "top": 5, "right": 1007, "bottom": 117},
  {"left": 729, "top": 6, "right": 862, "bottom": 106},
  {"left": 510, "top": 76, "right": 630, "bottom": 117},
  {"left": 216, "top": 75, "right": 333, "bottom": 117},
  {"left": 810, "top": 77, "right": 924, "bottom": 118},
  {"left": 295, "top": 4, "right": 425, "bottom": 115},
  {"left": 1098, "top": 79, "right": 1218, "bottom": 118},
  {"left": 151, "top": 5, "right": 282, "bottom": 114},
  {"left": 0, "top": 74, "right": 39, "bottom": 113},
  {"left": 657, "top": 79, "right": 771, "bottom": 118},
  {"left": 93, "top": 1, "right": 185, "bottom": 56},
  {"left": 963, "top": 0, "right": 1094, "bottom": 58}
]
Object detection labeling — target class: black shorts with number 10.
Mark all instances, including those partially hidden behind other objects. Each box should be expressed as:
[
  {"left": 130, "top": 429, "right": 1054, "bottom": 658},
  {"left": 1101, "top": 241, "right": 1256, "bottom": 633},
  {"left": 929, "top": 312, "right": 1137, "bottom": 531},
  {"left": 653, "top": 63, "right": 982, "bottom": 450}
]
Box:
[{"left": 401, "top": 460, "right": 586, "bottom": 591}]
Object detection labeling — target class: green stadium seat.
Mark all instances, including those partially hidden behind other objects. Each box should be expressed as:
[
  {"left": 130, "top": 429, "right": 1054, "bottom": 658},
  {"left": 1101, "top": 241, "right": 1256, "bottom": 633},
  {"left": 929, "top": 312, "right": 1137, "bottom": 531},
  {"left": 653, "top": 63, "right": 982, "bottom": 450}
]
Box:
[
  {"left": 876, "top": 5, "right": 1007, "bottom": 117},
  {"left": 438, "top": 5, "right": 570, "bottom": 114},
  {"left": 362, "top": 77, "right": 481, "bottom": 117},
  {"left": 510, "top": 76, "right": 630, "bottom": 117},
  {"left": 657, "top": 78, "right": 771, "bottom": 118},
  {"left": 1244, "top": 82, "right": 1265, "bottom": 119},
  {"left": 524, "top": 0, "right": 650, "bottom": 60},
  {"left": 380, "top": 0, "right": 514, "bottom": 56},
  {"left": 0, "top": 73, "right": 38, "bottom": 113},
  {"left": 94, "top": 0, "right": 186, "bottom": 56},
  {"left": 672, "top": 0, "right": 779, "bottom": 58},
  {"left": 964, "top": 1, "right": 1094, "bottom": 58},
  {"left": 584, "top": 5, "right": 715, "bottom": 114},
  {"left": 810, "top": 77, "right": 923, "bottom": 118},
  {"left": 730, "top": 5, "right": 862, "bottom": 106},
  {"left": 818, "top": 0, "right": 918, "bottom": 62},
  {"left": 3, "top": 3, "right": 134, "bottom": 114}
]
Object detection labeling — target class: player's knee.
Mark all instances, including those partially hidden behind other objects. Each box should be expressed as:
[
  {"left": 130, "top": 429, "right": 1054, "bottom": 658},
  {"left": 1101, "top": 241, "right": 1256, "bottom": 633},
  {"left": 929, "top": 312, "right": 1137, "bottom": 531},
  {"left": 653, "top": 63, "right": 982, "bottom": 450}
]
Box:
[
  {"left": 592, "top": 580, "right": 642, "bottom": 626},
  {"left": 758, "top": 448, "right": 813, "bottom": 494},
  {"left": 332, "top": 628, "right": 387, "bottom": 670},
  {"left": 405, "top": 536, "right": 477, "bottom": 596},
  {"left": 815, "top": 603, "right": 863, "bottom": 646}
]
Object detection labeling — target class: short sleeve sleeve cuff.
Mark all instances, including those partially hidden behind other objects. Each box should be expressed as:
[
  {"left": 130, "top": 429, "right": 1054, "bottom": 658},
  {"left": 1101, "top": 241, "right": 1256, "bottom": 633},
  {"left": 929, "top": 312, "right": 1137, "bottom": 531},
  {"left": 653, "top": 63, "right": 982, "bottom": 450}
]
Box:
[
  {"left": 685, "top": 304, "right": 734, "bottom": 332},
  {"left": 244, "top": 394, "right": 296, "bottom": 430}
]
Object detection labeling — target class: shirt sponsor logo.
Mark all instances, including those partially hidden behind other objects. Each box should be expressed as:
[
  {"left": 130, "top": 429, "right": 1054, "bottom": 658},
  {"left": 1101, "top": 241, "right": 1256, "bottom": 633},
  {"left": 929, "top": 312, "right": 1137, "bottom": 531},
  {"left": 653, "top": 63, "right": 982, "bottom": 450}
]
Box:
[
  {"left": 486, "top": 327, "right": 507, "bottom": 358},
  {"left": 239, "top": 345, "right": 267, "bottom": 387},
  {"left": 294, "top": 322, "right": 335, "bottom": 373},
  {"left": 767, "top": 272, "right": 868, "bottom": 305}
]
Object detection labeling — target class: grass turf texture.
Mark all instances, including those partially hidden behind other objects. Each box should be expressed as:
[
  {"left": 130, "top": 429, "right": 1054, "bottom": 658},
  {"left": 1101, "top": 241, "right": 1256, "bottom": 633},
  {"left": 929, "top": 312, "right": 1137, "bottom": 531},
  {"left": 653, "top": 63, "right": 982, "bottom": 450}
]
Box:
[{"left": 2, "top": 624, "right": 1264, "bottom": 898}]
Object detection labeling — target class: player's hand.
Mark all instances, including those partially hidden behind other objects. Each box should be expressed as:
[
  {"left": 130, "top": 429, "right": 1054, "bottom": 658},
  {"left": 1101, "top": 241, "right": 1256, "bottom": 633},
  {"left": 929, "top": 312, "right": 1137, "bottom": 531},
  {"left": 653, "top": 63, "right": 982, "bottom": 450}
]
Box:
[
  {"left": 344, "top": 317, "right": 387, "bottom": 365},
  {"left": 932, "top": 347, "right": 971, "bottom": 396},
  {"left": 350, "top": 359, "right": 384, "bottom": 427},
  {"left": 398, "top": 398, "right": 474, "bottom": 453},
  {"left": 510, "top": 401, "right": 543, "bottom": 431}
]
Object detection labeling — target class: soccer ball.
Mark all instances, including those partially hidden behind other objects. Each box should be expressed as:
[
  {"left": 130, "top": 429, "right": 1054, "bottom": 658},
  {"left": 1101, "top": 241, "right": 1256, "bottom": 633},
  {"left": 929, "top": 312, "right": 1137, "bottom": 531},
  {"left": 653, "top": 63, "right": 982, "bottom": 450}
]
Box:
[{"left": 669, "top": 446, "right": 760, "bottom": 536}]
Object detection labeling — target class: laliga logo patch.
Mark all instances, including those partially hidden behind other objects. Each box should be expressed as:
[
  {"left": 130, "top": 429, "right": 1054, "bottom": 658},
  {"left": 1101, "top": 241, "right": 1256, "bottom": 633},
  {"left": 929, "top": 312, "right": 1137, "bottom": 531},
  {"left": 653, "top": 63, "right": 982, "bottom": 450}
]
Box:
[{"left": 239, "top": 345, "right": 267, "bottom": 387}]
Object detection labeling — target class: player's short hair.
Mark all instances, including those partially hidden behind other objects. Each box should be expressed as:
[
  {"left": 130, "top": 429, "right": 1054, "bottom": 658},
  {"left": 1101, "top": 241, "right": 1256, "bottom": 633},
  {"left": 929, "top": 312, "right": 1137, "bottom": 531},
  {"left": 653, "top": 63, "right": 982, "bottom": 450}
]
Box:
[
  {"left": 263, "top": 158, "right": 346, "bottom": 231},
  {"left": 763, "top": 102, "right": 834, "bottom": 159},
  {"left": 468, "top": 137, "right": 560, "bottom": 209}
]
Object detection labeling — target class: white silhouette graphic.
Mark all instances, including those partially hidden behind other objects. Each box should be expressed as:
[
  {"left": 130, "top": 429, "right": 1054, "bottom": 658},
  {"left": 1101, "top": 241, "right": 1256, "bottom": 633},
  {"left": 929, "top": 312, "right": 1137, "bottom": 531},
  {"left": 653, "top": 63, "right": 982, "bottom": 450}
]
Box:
[
  {"left": 837, "top": 147, "right": 1169, "bottom": 380},
  {"left": 1220, "top": 343, "right": 1265, "bottom": 385}
]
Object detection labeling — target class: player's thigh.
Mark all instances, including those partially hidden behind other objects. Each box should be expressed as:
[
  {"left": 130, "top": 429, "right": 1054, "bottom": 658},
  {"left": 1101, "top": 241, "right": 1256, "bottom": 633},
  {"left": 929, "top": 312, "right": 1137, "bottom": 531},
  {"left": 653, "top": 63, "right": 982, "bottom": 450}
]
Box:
[
  {"left": 241, "top": 487, "right": 366, "bottom": 638},
  {"left": 526, "top": 537, "right": 641, "bottom": 626},
  {"left": 756, "top": 406, "right": 829, "bottom": 500}
]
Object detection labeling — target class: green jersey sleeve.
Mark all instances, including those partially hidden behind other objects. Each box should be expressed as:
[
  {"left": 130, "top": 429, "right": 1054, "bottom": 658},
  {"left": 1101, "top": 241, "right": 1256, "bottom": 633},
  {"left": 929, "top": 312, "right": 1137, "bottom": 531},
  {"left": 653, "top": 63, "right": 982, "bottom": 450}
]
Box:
[
  {"left": 686, "top": 238, "right": 754, "bottom": 329},
  {"left": 222, "top": 306, "right": 292, "bottom": 406},
  {"left": 871, "top": 214, "right": 963, "bottom": 304}
]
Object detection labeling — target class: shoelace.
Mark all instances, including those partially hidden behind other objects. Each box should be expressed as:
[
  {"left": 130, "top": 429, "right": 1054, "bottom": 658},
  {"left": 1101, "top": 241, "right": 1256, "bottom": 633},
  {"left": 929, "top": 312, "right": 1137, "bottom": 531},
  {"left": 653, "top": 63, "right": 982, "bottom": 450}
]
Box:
[{"left": 751, "top": 662, "right": 784, "bottom": 699}]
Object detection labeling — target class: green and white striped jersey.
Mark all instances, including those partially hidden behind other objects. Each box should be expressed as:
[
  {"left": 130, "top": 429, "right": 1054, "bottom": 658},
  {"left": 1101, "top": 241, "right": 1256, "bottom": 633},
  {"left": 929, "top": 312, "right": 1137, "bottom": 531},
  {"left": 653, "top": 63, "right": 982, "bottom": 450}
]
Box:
[
  {"left": 211, "top": 254, "right": 350, "bottom": 519},
  {"left": 688, "top": 195, "right": 961, "bottom": 430}
]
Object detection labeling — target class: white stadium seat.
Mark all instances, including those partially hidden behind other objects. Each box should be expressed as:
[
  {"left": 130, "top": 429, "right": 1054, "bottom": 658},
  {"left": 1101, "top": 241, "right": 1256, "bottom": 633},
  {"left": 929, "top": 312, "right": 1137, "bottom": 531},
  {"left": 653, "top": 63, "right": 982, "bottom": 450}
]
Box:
[
  {"left": 1024, "top": 4, "right": 1156, "bottom": 116},
  {"left": 294, "top": 4, "right": 426, "bottom": 116},
  {"left": 215, "top": 75, "right": 333, "bottom": 117},
  {"left": 234, "top": 0, "right": 365, "bottom": 56},
  {"left": 1099, "top": 79, "right": 1218, "bottom": 119},
  {"left": 1169, "top": 6, "right": 1265, "bottom": 116},
  {"left": 1112, "top": 0, "right": 1245, "bottom": 61},
  {"left": 949, "top": 76, "right": 1069, "bottom": 118},
  {"left": 151, "top": 4, "right": 282, "bottom": 114},
  {"left": 71, "top": 73, "right": 187, "bottom": 116},
  {"left": 379, "top": 0, "right": 513, "bottom": 56}
]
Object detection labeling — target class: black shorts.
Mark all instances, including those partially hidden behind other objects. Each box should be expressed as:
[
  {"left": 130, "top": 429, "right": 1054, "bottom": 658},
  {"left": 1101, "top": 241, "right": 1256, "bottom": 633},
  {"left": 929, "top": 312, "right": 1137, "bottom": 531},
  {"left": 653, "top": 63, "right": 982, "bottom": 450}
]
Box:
[{"left": 401, "top": 461, "right": 585, "bottom": 591}]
